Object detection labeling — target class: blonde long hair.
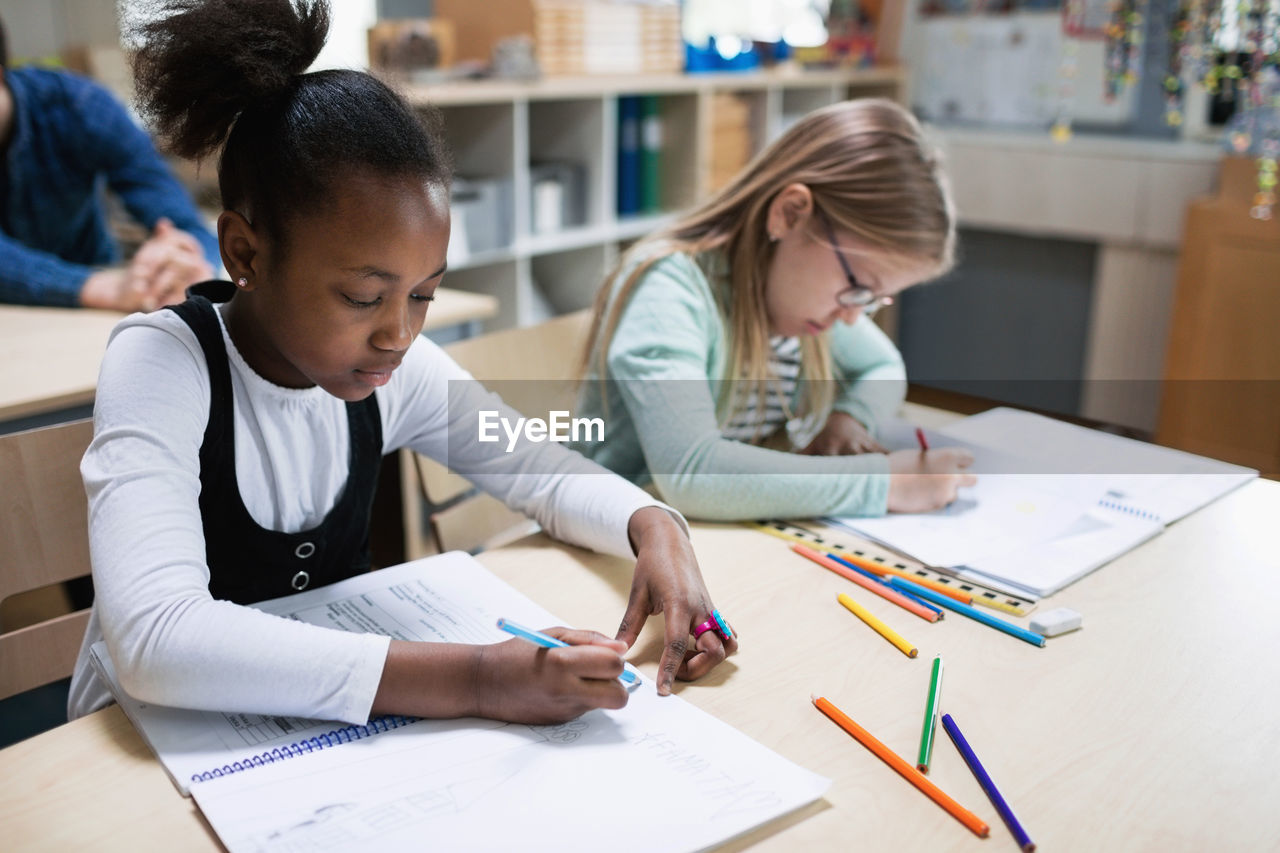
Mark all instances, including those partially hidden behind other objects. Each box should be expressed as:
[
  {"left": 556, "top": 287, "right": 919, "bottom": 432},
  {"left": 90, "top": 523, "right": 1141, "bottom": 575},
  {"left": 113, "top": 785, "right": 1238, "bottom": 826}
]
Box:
[{"left": 583, "top": 98, "right": 956, "bottom": 428}]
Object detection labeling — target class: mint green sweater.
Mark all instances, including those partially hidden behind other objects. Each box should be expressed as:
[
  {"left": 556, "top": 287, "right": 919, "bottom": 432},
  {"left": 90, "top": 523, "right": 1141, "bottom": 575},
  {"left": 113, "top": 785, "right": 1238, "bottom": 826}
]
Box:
[{"left": 575, "top": 252, "right": 906, "bottom": 521}]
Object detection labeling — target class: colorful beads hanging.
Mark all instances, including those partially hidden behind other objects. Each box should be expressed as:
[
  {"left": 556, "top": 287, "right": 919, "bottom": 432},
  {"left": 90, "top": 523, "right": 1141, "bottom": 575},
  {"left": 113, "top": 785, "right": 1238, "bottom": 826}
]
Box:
[
  {"left": 1254, "top": 149, "right": 1277, "bottom": 220},
  {"left": 1164, "top": 2, "right": 1193, "bottom": 126},
  {"left": 1055, "top": 0, "right": 1085, "bottom": 141},
  {"left": 1231, "top": 0, "right": 1280, "bottom": 219},
  {"left": 1102, "top": 0, "right": 1280, "bottom": 220},
  {"left": 1104, "top": 0, "right": 1148, "bottom": 102}
]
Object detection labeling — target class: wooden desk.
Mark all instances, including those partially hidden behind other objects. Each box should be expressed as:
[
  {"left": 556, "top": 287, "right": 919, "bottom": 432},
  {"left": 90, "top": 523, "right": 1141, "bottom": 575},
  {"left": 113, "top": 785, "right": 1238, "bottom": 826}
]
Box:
[
  {"left": 0, "top": 289, "right": 499, "bottom": 424},
  {"left": 4, "top": 478, "right": 1278, "bottom": 850},
  {"left": 0, "top": 305, "right": 121, "bottom": 422}
]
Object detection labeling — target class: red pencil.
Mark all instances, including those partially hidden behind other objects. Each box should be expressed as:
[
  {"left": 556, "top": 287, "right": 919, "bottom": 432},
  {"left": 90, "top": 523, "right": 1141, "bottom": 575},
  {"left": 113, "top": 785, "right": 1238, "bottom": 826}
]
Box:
[
  {"left": 915, "top": 426, "right": 929, "bottom": 452},
  {"left": 829, "top": 549, "right": 973, "bottom": 605},
  {"left": 790, "top": 543, "right": 940, "bottom": 623}
]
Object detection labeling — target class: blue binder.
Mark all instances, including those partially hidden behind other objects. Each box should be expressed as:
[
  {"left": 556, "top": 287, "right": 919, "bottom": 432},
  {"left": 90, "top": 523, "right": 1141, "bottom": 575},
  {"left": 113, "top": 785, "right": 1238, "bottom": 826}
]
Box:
[{"left": 616, "top": 95, "right": 642, "bottom": 217}]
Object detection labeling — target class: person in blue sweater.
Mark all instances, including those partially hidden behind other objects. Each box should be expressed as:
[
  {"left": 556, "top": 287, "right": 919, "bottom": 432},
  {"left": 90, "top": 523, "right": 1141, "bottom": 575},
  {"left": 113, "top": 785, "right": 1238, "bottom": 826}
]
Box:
[
  {"left": 0, "top": 17, "right": 218, "bottom": 311},
  {"left": 577, "top": 98, "right": 976, "bottom": 521}
]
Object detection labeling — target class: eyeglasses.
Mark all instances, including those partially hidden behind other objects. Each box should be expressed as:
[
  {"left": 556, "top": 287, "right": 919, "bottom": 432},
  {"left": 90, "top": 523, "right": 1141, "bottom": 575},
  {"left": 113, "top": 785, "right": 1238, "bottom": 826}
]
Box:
[{"left": 817, "top": 211, "right": 894, "bottom": 317}]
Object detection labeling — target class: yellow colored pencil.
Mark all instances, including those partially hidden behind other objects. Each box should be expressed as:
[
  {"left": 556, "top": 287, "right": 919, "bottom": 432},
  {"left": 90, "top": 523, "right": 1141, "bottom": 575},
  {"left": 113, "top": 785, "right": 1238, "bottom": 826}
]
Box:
[{"left": 837, "top": 592, "right": 918, "bottom": 658}]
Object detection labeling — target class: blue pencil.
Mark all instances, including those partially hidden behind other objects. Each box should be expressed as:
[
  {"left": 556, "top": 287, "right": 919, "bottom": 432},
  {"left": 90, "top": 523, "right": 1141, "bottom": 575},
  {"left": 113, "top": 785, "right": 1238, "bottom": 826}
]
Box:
[
  {"left": 886, "top": 577, "right": 1045, "bottom": 647},
  {"left": 826, "top": 552, "right": 945, "bottom": 617},
  {"left": 942, "top": 713, "right": 1036, "bottom": 852},
  {"left": 496, "top": 617, "right": 640, "bottom": 684}
]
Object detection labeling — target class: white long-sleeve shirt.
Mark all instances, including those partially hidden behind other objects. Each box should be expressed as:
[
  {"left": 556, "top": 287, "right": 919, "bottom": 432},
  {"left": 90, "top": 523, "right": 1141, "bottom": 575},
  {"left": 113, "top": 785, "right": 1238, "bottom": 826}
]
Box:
[{"left": 69, "top": 304, "right": 681, "bottom": 723}]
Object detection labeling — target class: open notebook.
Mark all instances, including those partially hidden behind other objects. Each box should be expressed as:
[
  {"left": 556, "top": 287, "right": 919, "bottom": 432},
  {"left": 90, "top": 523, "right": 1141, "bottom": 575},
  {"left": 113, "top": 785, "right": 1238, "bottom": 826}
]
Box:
[
  {"left": 91, "top": 553, "right": 829, "bottom": 853},
  {"left": 829, "top": 408, "right": 1257, "bottom": 598}
]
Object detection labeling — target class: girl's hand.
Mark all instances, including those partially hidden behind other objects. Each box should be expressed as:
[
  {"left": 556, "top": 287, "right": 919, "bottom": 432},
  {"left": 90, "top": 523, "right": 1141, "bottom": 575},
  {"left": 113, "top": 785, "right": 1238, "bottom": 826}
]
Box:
[
  {"left": 618, "top": 507, "right": 739, "bottom": 696},
  {"left": 800, "top": 411, "right": 887, "bottom": 456},
  {"left": 471, "top": 629, "right": 631, "bottom": 724},
  {"left": 886, "top": 448, "right": 978, "bottom": 513}
]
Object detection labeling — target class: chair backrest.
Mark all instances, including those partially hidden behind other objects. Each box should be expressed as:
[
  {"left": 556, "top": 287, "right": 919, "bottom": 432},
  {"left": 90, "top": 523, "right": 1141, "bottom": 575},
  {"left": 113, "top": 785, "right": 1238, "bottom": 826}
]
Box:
[
  {"left": 0, "top": 418, "right": 94, "bottom": 700},
  {"left": 411, "top": 310, "right": 593, "bottom": 554}
]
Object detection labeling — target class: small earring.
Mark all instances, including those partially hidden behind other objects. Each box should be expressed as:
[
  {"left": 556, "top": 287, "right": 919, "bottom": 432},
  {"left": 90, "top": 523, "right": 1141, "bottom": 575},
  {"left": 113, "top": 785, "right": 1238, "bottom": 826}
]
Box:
[
  {"left": 236, "top": 277, "right": 248, "bottom": 289},
  {"left": 768, "top": 233, "right": 779, "bottom": 243}
]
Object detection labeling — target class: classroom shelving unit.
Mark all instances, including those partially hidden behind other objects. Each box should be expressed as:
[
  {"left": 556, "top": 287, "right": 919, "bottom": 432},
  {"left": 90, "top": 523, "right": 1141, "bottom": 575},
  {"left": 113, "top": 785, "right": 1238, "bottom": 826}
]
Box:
[{"left": 399, "top": 67, "right": 907, "bottom": 331}]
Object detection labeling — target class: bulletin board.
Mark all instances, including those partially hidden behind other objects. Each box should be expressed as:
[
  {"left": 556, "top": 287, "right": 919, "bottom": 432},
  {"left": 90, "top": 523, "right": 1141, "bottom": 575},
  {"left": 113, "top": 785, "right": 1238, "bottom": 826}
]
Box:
[{"left": 913, "top": 12, "right": 1064, "bottom": 128}]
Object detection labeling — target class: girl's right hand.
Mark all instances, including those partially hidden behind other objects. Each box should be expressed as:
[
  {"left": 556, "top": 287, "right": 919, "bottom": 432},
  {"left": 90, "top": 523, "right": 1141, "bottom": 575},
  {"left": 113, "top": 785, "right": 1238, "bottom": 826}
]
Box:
[
  {"left": 472, "top": 628, "right": 631, "bottom": 724},
  {"left": 886, "top": 448, "right": 978, "bottom": 513}
]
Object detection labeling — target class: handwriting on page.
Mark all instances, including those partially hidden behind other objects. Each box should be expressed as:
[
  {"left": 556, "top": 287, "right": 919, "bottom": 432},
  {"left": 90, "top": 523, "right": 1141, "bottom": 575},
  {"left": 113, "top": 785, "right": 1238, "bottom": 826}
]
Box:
[
  {"left": 198, "top": 695, "right": 823, "bottom": 853},
  {"left": 631, "top": 731, "right": 785, "bottom": 819}
]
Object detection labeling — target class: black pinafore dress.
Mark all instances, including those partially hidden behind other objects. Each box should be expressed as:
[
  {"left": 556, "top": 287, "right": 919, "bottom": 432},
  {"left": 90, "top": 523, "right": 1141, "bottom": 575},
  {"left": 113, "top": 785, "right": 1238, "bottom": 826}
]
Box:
[{"left": 166, "top": 282, "right": 382, "bottom": 605}]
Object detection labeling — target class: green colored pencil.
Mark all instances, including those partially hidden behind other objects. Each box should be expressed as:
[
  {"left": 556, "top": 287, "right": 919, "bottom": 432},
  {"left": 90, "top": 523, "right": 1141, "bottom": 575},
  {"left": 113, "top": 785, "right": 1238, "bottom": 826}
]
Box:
[{"left": 918, "top": 655, "right": 944, "bottom": 773}]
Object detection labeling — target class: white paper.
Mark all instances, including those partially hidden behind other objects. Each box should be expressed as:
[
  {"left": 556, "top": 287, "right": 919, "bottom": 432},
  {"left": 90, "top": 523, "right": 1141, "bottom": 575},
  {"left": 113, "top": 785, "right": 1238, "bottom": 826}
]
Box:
[
  {"left": 92, "top": 553, "right": 530, "bottom": 796},
  {"left": 828, "top": 409, "right": 1255, "bottom": 597},
  {"left": 192, "top": 683, "right": 829, "bottom": 853},
  {"left": 835, "top": 474, "right": 1101, "bottom": 568},
  {"left": 955, "top": 506, "right": 1162, "bottom": 598},
  {"left": 938, "top": 408, "right": 1257, "bottom": 523},
  {"left": 95, "top": 553, "right": 830, "bottom": 850}
]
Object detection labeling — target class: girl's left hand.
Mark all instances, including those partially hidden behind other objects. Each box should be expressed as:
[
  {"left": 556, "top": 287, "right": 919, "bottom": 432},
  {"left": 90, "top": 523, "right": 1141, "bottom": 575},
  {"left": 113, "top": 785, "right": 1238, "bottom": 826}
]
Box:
[
  {"left": 618, "top": 507, "right": 739, "bottom": 695},
  {"left": 799, "top": 411, "right": 887, "bottom": 456}
]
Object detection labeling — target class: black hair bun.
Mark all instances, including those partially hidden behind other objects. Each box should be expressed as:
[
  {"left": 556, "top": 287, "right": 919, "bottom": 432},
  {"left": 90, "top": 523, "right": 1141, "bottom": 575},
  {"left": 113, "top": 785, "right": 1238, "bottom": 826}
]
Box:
[{"left": 127, "top": 0, "right": 330, "bottom": 160}]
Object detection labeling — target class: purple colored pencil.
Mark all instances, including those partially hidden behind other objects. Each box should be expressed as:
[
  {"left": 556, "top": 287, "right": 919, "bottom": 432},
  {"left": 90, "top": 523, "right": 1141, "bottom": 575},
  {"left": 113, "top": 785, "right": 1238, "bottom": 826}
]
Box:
[{"left": 942, "top": 713, "right": 1035, "bottom": 852}]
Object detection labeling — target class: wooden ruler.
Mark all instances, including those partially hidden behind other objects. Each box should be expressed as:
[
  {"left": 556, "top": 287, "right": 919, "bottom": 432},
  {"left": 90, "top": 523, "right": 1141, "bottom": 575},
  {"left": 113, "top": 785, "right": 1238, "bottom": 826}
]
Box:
[{"left": 747, "top": 520, "right": 1038, "bottom": 617}]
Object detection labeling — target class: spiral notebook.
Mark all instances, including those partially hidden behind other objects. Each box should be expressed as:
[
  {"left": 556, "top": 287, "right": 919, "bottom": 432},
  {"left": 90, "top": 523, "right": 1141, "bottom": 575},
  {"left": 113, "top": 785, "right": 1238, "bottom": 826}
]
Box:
[
  {"left": 830, "top": 408, "right": 1257, "bottom": 598},
  {"left": 90, "top": 553, "right": 830, "bottom": 853},
  {"left": 88, "top": 642, "right": 422, "bottom": 796}
]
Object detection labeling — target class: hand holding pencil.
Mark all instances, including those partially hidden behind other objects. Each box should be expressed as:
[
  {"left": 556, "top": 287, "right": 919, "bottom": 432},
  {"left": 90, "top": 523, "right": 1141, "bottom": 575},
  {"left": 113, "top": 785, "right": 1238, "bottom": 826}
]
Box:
[
  {"left": 886, "top": 445, "right": 978, "bottom": 514},
  {"left": 473, "top": 623, "right": 634, "bottom": 724}
]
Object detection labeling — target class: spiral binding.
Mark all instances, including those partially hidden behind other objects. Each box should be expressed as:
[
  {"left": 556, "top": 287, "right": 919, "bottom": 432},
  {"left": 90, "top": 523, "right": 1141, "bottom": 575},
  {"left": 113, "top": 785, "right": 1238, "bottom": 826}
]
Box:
[
  {"left": 1096, "top": 498, "right": 1161, "bottom": 523},
  {"left": 190, "top": 714, "right": 418, "bottom": 785}
]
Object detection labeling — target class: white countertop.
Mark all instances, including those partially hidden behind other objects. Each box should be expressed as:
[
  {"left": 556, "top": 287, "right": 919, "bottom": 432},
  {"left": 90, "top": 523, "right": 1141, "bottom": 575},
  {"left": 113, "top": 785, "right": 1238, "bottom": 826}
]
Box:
[{"left": 926, "top": 123, "right": 1223, "bottom": 162}]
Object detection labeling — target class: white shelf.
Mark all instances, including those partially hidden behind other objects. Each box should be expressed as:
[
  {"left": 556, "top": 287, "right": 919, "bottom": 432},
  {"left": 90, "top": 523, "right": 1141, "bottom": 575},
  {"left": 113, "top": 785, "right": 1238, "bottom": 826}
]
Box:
[
  {"left": 414, "top": 68, "right": 907, "bottom": 330},
  {"left": 522, "top": 224, "right": 616, "bottom": 257},
  {"left": 614, "top": 212, "right": 677, "bottom": 242},
  {"left": 448, "top": 245, "right": 518, "bottom": 273}
]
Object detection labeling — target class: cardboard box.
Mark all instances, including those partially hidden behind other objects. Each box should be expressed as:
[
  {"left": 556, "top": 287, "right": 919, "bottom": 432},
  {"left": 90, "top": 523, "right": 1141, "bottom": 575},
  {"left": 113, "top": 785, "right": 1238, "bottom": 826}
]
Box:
[
  {"left": 367, "top": 19, "right": 456, "bottom": 74},
  {"left": 435, "top": 0, "right": 681, "bottom": 75}
]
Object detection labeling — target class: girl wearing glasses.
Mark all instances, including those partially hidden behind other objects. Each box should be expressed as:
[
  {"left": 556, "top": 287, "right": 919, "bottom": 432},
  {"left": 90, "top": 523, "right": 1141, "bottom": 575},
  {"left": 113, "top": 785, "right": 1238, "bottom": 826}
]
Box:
[{"left": 576, "top": 98, "right": 975, "bottom": 520}]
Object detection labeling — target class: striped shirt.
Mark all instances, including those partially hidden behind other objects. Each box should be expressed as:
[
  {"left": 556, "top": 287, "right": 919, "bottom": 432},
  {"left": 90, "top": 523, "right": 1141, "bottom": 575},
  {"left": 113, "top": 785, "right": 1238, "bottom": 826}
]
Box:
[{"left": 722, "top": 336, "right": 802, "bottom": 443}]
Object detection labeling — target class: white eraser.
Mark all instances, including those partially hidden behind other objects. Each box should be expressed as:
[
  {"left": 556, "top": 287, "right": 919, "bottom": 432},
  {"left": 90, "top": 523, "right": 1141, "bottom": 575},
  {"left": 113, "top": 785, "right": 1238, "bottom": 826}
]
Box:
[{"left": 1029, "top": 607, "right": 1082, "bottom": 637}]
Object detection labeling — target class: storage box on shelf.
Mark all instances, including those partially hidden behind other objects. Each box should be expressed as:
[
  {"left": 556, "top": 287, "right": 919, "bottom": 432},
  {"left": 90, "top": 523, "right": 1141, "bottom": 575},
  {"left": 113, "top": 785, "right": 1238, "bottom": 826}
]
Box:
[
  {"left": 400, "top": 68, "right": 906, "bottom": 331},
  {"left": 707, "top": 92, "right": 760, "bottom": 194},
  {"left": 436, "top": 0, "right": 682, "bottom": 75},
  {"left": 533, "top": 0, "right": 682, "bottom": 76}
]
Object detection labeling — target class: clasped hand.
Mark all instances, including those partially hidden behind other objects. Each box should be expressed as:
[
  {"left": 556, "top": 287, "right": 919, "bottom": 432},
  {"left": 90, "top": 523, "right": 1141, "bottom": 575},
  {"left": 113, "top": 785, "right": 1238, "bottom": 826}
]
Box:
[{"left": 81, "top": 218, "right": 214, "bottom": 312}]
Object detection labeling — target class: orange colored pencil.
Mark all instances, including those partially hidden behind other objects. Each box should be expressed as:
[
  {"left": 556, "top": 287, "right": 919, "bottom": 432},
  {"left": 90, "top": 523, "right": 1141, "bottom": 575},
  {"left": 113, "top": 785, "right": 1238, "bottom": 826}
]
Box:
[
  {"left": 830, "top": 550, "right": 972, "bottom": 604},
  {"left": 791, "top": 543, "right": 941, "bottom": 622},
  {"left": 811, "top": 694, "right": 990, "bottom": 839}
]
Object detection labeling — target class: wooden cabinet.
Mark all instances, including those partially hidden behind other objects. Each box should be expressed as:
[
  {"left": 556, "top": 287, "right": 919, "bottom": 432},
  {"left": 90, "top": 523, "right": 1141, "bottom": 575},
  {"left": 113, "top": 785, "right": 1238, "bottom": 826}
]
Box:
[{"left": 1157, "top": 157, "right": 1280, "bottom": 476}]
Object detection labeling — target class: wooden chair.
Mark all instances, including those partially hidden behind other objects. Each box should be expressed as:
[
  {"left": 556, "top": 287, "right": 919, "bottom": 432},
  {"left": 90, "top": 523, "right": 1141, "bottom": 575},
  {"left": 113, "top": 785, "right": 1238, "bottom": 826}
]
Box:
[
  {"left": 0, "top": 419, "right": 94, "bottom": 700},
  {"left": 404, "top": 310, "right": 593, "bottom": 555}
]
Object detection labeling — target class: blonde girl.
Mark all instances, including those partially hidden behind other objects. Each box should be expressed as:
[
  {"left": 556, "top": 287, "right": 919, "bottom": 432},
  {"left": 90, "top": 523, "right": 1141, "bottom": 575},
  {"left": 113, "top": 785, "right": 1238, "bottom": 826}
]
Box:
[{"left": 577, "top": 98, "right": 975, "bottom": 520}]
